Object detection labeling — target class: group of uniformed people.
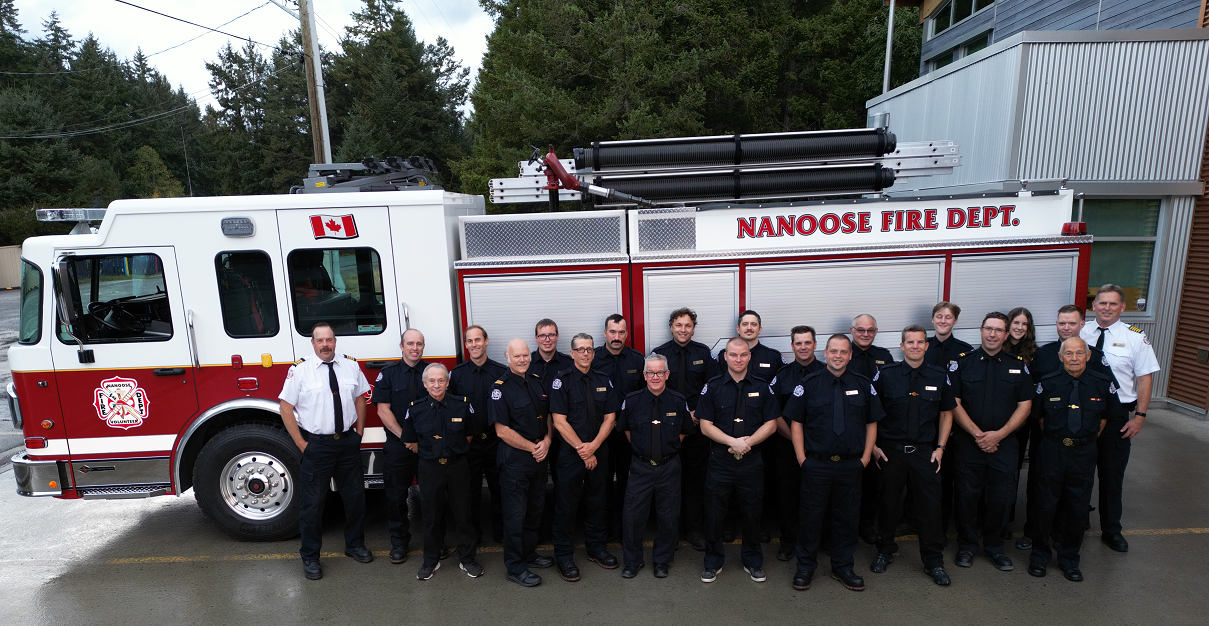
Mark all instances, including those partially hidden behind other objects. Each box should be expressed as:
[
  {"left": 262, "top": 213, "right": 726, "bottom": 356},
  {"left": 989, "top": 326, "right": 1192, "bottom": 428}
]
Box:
[{"left": 278, "top": 283, "right": 1158, "bottom": 589}]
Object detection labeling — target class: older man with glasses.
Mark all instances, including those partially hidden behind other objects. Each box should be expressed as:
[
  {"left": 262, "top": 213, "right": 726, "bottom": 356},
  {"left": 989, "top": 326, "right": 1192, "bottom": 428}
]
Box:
[{"left": 848, "top": 314, "right": 895, "bottom": 545}]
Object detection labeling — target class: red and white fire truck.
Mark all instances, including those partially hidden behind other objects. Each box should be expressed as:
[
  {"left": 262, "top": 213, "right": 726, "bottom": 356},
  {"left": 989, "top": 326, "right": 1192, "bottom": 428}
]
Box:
[{"left": 6, "top": 131, "right": 1088, "bottom": 541}]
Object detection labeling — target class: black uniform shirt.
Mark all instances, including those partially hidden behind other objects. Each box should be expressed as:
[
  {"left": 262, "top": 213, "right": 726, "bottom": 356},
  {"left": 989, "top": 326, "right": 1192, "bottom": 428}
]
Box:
[
  {"left": 926, "top": 335, "right": 973, "bottom": 370},
  {"left": 548, "top": 367, "right": 621, "bottom": 444},
  {"left": 771, "top": 359, "right": 826, "bottom": 411},
  {"left": 872, "top": 361, "right": 957, "bottom": 444},
  {"left": 717, "top": 341, "right": 785, "bottom": 383},
  {"left": 1031, "top": 341, "right": 1117, "bottom": 384},
  {"left": 448, "top": 357, "right": 507, "bottom": 439},
  {"left": 488, "top": 371, "right": 549, "bottom": 443},
  {"left": 401, "top": 394, "right": 473, "bottom": 461},
  {"left": 1035, "top": 370, "right": 1126, "bottom": 439},
  {"left": 652, "top": 339, "right": 719, "bottom": 411},
  {"left": 370, "top": 359, "right": 431, "bottom": 440},
  {"left": 783, "top": 369, "right": 885, "bottom": 457},
  {"left": 530, "top": 350, "right": 573, "bottom": 390},
  {"left": 593, "top": 345, "right": 647, "bottom": 397},
  {"left": 696, "top": 372, "right": 779, "bottom": 443},
  {"left": 951, "top": 348, "right": 1033, "bottom": 431},
  {"left": 850, "top": 344, "right": 895, "bottom": 380},
  {"left": 618, "top": 388, "right": 693, "bottom": 460}
]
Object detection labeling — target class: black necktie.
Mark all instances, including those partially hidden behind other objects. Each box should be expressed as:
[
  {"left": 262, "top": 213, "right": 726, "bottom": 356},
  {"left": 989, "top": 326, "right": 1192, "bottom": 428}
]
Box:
[
  {"left": 651, "top": 395, "right": 663, "bottom": 464},
  {"left": 1065, "top": 379, "right": 1081, "bottom": 434},
  {"left": 907, "top": 367, "right": 922, "bottom": 441},
  {"left": 1095, "top": 328, "right": 1107, "bottom": 353},
  {"left": 677, "top": 348, "right": 687, "bottom": 395},
  {"left": 981, "top": 357, "right": 997, "bottom": 431},
  {"left": 325, "top": 362, "right": 343, "bottom": 434},
  {"left": 832, "top": 377, "right": 845, "bottom": 436},
  {"left": 433, "top": 400, "right": 445, "bottom": 458},
  {"left": 583, "top": 375, "right": 600, "bottom": 437},
  {"left": 733, "top": 379, "right": 746, "bottom": 437}
]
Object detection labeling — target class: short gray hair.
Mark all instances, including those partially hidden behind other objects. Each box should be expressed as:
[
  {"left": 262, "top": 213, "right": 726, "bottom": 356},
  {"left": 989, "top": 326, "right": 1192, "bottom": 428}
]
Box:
[
  {"left": 644, "top": 353, "right": 668, "bottom": 369},
  {"left": 852, "top": 314, "right": 877, "bottom": 328},
  {"left": 571, "top": 332, "right": 594, "bottom": 349},
  {"left": 422, "top": 363, "right": 449, "bottom": 380}
]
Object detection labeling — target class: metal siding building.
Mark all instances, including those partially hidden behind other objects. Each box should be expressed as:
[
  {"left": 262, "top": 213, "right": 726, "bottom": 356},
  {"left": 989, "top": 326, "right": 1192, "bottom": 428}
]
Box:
[{"left": 868, "top": 29, "right": 1209, "bottom": 405}]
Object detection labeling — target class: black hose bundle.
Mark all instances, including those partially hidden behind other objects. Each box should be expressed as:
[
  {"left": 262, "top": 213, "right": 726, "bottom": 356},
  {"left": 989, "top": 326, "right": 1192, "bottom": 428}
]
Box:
[{"left": 590, "top": 164, "right": 895, "bottom": 204}]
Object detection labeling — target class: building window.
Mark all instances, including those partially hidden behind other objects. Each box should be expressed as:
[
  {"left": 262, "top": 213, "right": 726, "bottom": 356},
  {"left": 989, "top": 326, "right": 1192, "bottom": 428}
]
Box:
[
  {"left": 215, "top": 251, "right": 280, "bottom": 338},
  {"left": 1082, "top": 199, "right": 1160, "bottom": 314},
  {"left": 964, "top": 32, "right": 991, "bottom": 55},
  {"left": 932, "top": 50, "right": 956, "bottom": 70},
  {"left": 930, "top": 0, "right": 995, "bottom": 39},
  {"left": 287, "top": 247, "right": 387, "bottom": 336}
]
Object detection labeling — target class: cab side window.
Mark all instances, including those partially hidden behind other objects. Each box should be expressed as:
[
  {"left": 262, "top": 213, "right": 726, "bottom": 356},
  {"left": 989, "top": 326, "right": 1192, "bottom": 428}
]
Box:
[
  {"left": 57, "top": 254, "right": 173, "bottom": 343},
  {"left": 215, "top": 251, "right": 280, "bottom": 338},
  {"left": 286, "top": 247, "right": 387, "bottom": 336}
]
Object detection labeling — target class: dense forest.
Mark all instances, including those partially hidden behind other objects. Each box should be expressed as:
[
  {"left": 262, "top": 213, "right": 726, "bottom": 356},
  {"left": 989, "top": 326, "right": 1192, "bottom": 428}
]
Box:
[{"left": 0, "top": 0, "right": 920, "bottom": 245}]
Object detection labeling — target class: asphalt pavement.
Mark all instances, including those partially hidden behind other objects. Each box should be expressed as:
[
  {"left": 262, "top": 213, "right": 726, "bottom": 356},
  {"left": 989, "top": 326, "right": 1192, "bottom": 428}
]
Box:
[{"left": 0, "top": 288, "right": 22, "bottom": 459}]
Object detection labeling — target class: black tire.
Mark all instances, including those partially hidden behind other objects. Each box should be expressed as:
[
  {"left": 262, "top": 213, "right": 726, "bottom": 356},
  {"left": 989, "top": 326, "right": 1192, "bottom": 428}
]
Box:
[{"left": 193, "top": 423, "right": 302, "bottom": 541}]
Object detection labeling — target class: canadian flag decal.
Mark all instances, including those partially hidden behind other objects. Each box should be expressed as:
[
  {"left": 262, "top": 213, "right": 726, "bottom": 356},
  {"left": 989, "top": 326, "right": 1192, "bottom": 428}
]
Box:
[{"left": 310, "top": 214, "right": 359, "bottom": 239}]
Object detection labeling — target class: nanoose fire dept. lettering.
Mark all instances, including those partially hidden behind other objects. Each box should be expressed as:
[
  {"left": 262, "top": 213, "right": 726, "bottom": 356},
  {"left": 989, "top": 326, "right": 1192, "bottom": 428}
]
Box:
[{"left": 735, "top": 205, "right": 1021, "bottom": 239}]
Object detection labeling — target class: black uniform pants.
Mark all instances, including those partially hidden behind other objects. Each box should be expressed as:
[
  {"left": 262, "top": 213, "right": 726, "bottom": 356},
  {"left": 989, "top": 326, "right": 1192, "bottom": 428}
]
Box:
[
  {"left": 679, "top": 431, "right": 710, "bottom": 535},
  {"left": 795, "top": 456, "right": 863, "bottom": 574},
  {"left": 704, "top": 449, "right": 764, "bottom": 570},
  {"left": 1021, "top": 419, "right": 1046, "bottom": 539},
  {"left": 875, "top": 445, "right": 945, "bottom": 569},
  {"left": 467, "top": 435, "right": 503, "bottom": 541},
  {"left": 298, "top": 432, "right": 366, "bottom": 561},
  {"left": 553, "top": 442, "right": 610, "bottom": 562},
  {"left": 1097, "top": 418, "right": 1132, "bottom": 536},
  {"left": 606, "top": 430, "right": 632, "bottom": 532},
  {"left": 859, "top": 461, "right": 880, "bottom": 536},
  {"left": 1030, "top": 437, "right": 1097, "bottom": 569},
  {"left": 382, "top": 435, "right": 418, "bottom": 551},
  {"left": 953, "top": 432, "right": 1018, "bottom": 553},
  {"left": 774, "top": 435, "right": 802, "bottom": 550},
  {"left": 499, "top": 445, "right": 548, "bottom": 576},
  {"left": 418, "top": 456, "right": 477, "bottom": 567},
  {"left": 623, "top": 456, "right": 682, "bottom": 568}
]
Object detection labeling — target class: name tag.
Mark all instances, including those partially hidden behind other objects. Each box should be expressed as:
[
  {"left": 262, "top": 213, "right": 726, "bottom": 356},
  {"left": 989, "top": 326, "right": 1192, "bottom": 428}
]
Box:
[
  {"left": 1050, "top": 397, "right": 1061, "bottom": 401},
  {"left": 875, "top": 360, "right": 885, "bottom": 365},
  {"left": 748, "top": 392, "right": 760, "bottom": 397},
  {"left": 666, "top": 412, "right": 677, "bottom": 416},
  {"left": 627, "top": 369, "right": 638, "bottom": 374},
  {"left": 1009, "top": 369, "right": 1021, "bottom": 374},
  {"left": 1113, "top": 342, "right": 1125, "bottom": 348},
  {"left": 596, "top": 387, "right": 607, "bottom": 392},
  {"left": 925, "top": 386, "right": 937, "bottom": 391},
  {"left": 693, "top": 360, "right": 704, "bottom": 365},
  {"left": 845, "top": 389, "right": 859, "bottom": 396},
  {"left": 759, "top": 363, "right": 771, "bottom": 367},
  {"left": 451, "top": 418, "right": 462, "bottom": 422}
]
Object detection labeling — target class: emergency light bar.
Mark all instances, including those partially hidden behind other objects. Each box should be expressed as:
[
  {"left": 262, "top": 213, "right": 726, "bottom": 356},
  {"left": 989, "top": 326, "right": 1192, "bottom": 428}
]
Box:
[{"left": 36, "top": 208, "right": 107, "bottom": 222}]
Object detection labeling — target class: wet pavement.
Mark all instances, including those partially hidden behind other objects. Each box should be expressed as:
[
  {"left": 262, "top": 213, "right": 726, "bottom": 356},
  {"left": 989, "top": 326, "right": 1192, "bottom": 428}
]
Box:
[{"left": 0, "top": 405, "right": 1206, "bottom": 625}]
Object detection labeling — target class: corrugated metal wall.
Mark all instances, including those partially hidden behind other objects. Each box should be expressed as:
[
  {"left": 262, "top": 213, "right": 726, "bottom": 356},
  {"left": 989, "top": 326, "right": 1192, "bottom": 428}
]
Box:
[
  {"left": 1143, "top": 195, "right": 1197, "bottom": 398},
  {"left": 1018, "top": 39, "right": 1209, "bottom": 181}
]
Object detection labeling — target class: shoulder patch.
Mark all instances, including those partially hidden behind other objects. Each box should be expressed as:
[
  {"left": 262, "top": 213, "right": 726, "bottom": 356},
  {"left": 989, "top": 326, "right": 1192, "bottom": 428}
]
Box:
[
  {"left": 1109, "top": 381, "right": 1118, "bottom": 394},
  {"left": 375, "top": 372, "right": 384, "bottom": 382},
  {"left": 869, "top": 383, "right": 877, "bottom": 397},
  {"left": 1036, "top": 382, "right": 1043, "bottom": 394},
  {"left": 872, "top": 369, "right": 880, "bottom": 382},
  {"left": 620, "top": 399, "right": 626, "bottom": 411},
  {"left": 1023, "top": 363, "right": 1030, "bottom": 375},
  {"left": 793, "top": 384, "right": 804, "bottom": 397},
  {"left": 403, "top": 409, "right": 410, "bottom": 420},
  {"left": 949, "top": 361, "right": 959, "bottom": 372},
  {"left": 770, "top": 376, "right": 778, "bottom": 387},
  {"left": 468, "top": 403, "right": 475, "bottom": 414},
  {"left": 491, "top": 389, "right": 502, "bottom": 400},
  {"left": 551, "top": 378, "right": 563, "bottom": 390}
]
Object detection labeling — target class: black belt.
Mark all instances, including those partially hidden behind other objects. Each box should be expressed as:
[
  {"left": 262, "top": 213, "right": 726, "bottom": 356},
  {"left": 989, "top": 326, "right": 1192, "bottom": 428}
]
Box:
[
  {"left": 421, "top": 456, "right": 462, "bottom": 465},
  {"left": 1045, "top": 432, "right": 1095, "bottom": 447},
  {"left": 634, "top": 452, "right": 678, "bottom": 466},
  {"left": 879, "top": 441, "right": 932, "bottom": 454},
  {"left": 806, "top": 452, "right": 861, "bottom": 462},
  {"left": 300, "top": 427, "right": 357, "bottom": 441}
]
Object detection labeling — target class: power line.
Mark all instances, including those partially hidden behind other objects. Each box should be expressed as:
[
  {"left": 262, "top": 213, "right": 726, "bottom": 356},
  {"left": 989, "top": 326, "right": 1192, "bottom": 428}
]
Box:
[
  {"left": 109, "top": 0, "right": 280, "bottom": 52},
  {"left": 0, "top": 2, "right": 273, "bottom": 76}
]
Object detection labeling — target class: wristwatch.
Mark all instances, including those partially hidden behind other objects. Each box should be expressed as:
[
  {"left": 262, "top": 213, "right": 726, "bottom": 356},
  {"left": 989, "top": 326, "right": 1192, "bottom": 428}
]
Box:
[{"left": 1134, "top": 411, "right": 1147, "bottom": 418}]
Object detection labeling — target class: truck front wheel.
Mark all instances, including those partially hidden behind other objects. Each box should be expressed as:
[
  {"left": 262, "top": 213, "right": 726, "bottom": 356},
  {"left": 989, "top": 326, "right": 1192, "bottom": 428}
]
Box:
[{"left": 193, "top": 423, "right": 301, "bottom": 541}]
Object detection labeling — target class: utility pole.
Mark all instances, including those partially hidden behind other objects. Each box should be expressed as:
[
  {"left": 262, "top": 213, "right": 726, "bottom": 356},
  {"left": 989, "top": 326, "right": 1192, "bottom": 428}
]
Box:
[
  {"left": 882, "top": 0, "right": 896, "bottom": 94},
  {"left": 272, "top": 0, "right": 332, "bottom": 163}
]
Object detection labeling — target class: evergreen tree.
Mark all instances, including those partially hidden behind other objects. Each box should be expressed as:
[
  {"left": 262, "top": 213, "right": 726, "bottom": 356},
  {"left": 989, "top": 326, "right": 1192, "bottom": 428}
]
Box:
[{"left": 126, "top": 145, "right": 185, "bottom": 198}]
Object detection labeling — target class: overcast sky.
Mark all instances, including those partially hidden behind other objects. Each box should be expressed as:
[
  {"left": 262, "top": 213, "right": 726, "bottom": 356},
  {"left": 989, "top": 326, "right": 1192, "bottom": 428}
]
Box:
[{"left": 11, "top": 0, "right": 495, "bottom": 109}]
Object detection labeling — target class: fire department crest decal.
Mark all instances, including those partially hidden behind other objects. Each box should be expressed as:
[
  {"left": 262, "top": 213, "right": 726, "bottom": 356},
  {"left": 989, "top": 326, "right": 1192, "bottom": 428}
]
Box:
[{"left": 93, "top": 376, "right": 150, "bottom": 430}]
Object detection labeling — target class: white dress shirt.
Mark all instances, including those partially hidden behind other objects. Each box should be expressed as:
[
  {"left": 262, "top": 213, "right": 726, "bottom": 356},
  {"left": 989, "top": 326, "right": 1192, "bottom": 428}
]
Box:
[
  {"left": 279, "top": 354, "right": 371, "bottom": 433},
  {"left": 1080, "top": 319, "right": 1160, "bottom": 404}
]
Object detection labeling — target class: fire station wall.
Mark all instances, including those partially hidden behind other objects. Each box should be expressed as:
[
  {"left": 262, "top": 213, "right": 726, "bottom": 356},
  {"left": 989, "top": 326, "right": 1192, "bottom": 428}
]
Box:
[
  {"left": 462, "top": 271, "right": 624, "bottom": 362},
  {"left": 746, "top": 257, "right": 945, "bottom": 361},
  {"left": 948, "top": 251, "right": 1079, "bottom": 345},
  {"left": 642, "top": 267, "right": 740, "bottom": 353}
]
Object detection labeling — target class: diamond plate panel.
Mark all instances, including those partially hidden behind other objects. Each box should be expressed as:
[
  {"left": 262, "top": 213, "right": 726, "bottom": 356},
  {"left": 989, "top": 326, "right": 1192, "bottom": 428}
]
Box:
[
  {"left": 638, "top": 217, "right": 696, "bottom": 252},
  {"left": 463, "top": 215, "right": 623, "bottom": 259}
]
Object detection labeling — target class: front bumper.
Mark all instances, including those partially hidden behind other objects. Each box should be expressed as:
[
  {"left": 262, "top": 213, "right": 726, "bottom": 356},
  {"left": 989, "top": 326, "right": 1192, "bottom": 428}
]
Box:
[{"left": 12, "top": 452, "right": 65, "bottom": 497}]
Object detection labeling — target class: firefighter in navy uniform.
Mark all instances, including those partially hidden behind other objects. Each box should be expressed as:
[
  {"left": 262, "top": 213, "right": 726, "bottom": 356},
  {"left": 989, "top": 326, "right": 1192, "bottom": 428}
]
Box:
[
  {"left": 1029, "top": 337, "right": 1126, "bottom": 581},
  {"left": 1016, "top": 305, "right": 1117, "bottom": 550},
  {"left": 401, "top": 364, "right": 484, "bottom": 580},
  {"left": 783, "top": 334, "right": 882, "bottom": 592},
  {"left": 548, "top": 332, "right": 621, "bottom": 582},
  {"left": 697, "top": 337, "right": 780, "bottom": 584},
  {"left": 848, "top": 314, "right": 894, "bottom": 545},
  {"left": 490, "top": 338, "right": 555, "bottom": 587},
  {"left": 530, "top": 318, "right": 573, "bottom": 386},
  {"left": 370, "top": 328, "right": 430, "bottom": 565},
  {"left": 593, "top": 314, "right": 646, "bottom": 539},
  {"left": 926, "top": 302, "right": 972, "bottom": 536},
  {"left": 618, "top": 353, "right": 694, "bottom": 579},
  {"left": 651, "top": 307, "right": 719, "bottom": 552},
  {"left": 448, "top": 325, "right": 508, "bottom": 544},
  {"left": 770, "top": 325, "right": 825, "bottom": 561},
  {"left": 278, "top": 322, "right": 373, "bottom": 580},
  {"left": 868, "top": 325, "right": 955, "bottom": 586},
  {"left": 949, "top": 312, "right": 1033, "bottom": 572}
]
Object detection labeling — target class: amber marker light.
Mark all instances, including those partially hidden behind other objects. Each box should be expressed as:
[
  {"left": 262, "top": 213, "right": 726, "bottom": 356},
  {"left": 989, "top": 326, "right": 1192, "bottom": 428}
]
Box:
[{"left": 41, "top": 420, "right": 54, "bottom": 429}]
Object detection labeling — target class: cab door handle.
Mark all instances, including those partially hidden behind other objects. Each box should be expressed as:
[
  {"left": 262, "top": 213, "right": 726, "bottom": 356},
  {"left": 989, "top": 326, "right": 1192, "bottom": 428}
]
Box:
[{"left": 153, "top": 368, "right": 186, "bottom": 376}]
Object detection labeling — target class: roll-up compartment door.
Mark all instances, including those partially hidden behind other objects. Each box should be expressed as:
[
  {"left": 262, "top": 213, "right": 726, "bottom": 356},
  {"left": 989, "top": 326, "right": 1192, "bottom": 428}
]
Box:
[
  {"left": 643, "top": 267, "right": 739, "bottom": 353},
  {"left": 463, "top": 272, "right": 624, "bottom": 362},
  {"left": 747, "top": 258, "right": 944, "bottom": 359},
  {"left": 948, "top": 252, "right": 1078, "bottom": 346}
]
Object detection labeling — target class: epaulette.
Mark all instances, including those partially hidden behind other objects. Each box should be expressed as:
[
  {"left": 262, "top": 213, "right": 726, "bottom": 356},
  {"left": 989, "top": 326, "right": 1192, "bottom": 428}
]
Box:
[
  {"left": 1084, "top": 369, "right": 1113, "bottom": 382},
  {"left": 624, "top": 388, "right": 647, "bottom": 399},
  {"left": 555, "top": 368, "right": 573, "bottom": 378},
  {"left": 664, "top": 388, "right": 687, "bottom": 400},
  {"left": 293, "top": 358, "right": 304, "bottom": 365},
  {"left": 461, "top": 395, "right": 469, "bottom": 402},
  {"left": 494, "top": 379, "right": 504, "bottom": 385},
  {"left": 1128, "top": 325, "right": 1143, "bottom": 333},
  {"left": 958, "top": 352, "right": 968, "bottom": 358},
  {"left": 1040, "top": 370, "right": 1064, "bottom": 381},
  {"left": 410, "top": 399, "right": 419, "bottom": 407},
  {"left": 922, "top": 363, "right": 945, "bottom": 373},
  {"left": 344, "top": 354, "right": 357, "bottom": 361}
]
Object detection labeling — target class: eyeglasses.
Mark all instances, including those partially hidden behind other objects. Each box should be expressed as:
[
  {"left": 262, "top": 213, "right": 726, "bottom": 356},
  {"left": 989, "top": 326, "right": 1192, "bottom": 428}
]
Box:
[
  {"left": 853, "top": 328, "right": 877, "bottom": 335},
  {"left": 980, "top": 326, "right": 1008, "bottom": 334},
  {"left": 570, "top": 347, "right": 593, "bottom": 354},
  {"left": 643, "top": 370, "right": 668, "bottom": 378},
  {"left": 536, "top": 333, "right": 557, "bottom": 340}
]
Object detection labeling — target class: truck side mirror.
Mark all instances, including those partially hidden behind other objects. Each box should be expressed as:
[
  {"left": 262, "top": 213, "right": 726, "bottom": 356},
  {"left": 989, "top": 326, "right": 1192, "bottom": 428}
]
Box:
[{"left": 54, "top": 258, "right": 94, "bottom": 364}]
